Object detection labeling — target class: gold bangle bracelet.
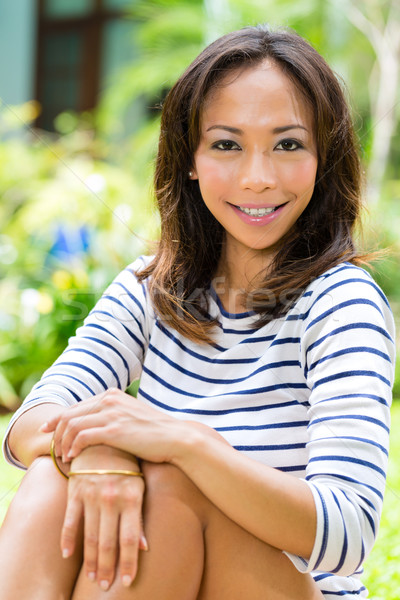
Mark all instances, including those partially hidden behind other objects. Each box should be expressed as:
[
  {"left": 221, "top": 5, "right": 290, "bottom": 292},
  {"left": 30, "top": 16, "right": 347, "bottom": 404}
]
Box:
[
  {"left": 50, "top": 436, "right": 69, "bottom": 479},
  {"left": 68, "top": 469, "right": 144, "bottom": 477}
]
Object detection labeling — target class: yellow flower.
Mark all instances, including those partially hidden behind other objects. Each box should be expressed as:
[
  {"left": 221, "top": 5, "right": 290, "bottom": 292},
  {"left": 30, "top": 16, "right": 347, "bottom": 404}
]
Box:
[
  {"left": 37, "top": 292, "right": 54, "bottom": 314},
  {"left": 52, "top": 270, "right": 73, "bottom": 290}
]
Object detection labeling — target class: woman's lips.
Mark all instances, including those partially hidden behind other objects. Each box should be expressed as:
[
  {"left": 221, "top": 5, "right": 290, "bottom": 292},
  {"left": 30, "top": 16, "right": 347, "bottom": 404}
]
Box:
[{"left": 229, "top": 201, "right": 288, "bottom": 225}]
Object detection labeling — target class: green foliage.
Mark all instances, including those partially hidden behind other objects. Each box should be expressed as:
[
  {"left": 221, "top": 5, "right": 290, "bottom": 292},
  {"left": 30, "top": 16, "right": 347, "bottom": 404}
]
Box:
[
  {"left": 366, "top": 181, "right": 400, "bottom": 299},
  {"left": 96, "top": 0, "right": 207, "bottom": 176},
  {"left": 364, "top": 184, "right": 400, "bottom": 398},
  {"left": 0, "top": 101, "right": 158, "bottom": 409}
]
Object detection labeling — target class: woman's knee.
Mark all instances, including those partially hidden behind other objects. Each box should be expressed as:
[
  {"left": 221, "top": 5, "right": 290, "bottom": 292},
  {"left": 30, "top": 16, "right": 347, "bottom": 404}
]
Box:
[
  {"left": 141, "top": 462, "right": 209, "bottom": 524},
  {"left": 2, "top": 455, "right": 68, "bottom": 533},
  {"left": 0, "top": 457, "right": 83, "bottom": 600},
  {"left": 142, "top": 461, "right": 196, "bottom": 498}
]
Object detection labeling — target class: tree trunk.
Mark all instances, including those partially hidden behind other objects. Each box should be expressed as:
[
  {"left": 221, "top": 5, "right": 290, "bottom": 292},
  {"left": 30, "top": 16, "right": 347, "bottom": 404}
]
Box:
[{"left": 345, "top": 0, "right": 400, "bottom": 204}]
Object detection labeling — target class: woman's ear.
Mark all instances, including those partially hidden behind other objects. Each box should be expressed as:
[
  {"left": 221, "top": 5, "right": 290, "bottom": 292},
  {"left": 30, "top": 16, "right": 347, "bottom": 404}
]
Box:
[{"left": 188, "top": 170, "right": 198, "bottom": 180}]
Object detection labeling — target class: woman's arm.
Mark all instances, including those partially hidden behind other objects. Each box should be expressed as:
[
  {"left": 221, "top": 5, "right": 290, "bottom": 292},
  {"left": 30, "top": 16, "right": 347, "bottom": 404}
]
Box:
[
  {"left": 44, "top": 390, "right": 317, "bottom": 559},
  {"left": 8, "top": 403, "right": 68, "bottom": 467},
  {"left": 173, "top": 423, "right": 317, "bottom": 558}
]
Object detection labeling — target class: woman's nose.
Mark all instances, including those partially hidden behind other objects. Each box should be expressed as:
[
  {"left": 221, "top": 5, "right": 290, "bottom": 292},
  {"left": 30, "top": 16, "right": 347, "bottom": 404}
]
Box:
[{"left": 239, "top": 152, "right": 277, "bottom": 193}]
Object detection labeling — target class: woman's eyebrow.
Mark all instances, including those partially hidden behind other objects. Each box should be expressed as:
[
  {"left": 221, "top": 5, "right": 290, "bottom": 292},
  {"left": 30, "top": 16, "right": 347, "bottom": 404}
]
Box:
[
  {"left": 206, "top": 125, "right": 242, "bottom": 134},
  {"left": 272, "top": 125, "right": 308, "bottom": 133},
  {"left": 205, "top": 124, "right": 308, "bottom": 134}
]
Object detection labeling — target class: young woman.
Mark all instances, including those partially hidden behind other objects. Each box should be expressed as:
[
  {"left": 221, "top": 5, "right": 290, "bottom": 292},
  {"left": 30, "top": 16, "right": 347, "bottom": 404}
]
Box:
[{"left": 0, "top": 25, "right": 395, "bottom": 599}]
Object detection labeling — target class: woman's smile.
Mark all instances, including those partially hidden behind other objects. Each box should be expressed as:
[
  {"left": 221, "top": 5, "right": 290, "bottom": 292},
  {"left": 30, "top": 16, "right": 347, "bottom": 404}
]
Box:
[{"left": 229, "top": 201, "right": 289, "bottom": 225}]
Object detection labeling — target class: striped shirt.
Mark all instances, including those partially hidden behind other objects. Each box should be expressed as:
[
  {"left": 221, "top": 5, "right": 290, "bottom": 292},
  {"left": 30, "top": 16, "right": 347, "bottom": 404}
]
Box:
[{"left": 4, "top": 256, "right": 395, "bottom": 598}]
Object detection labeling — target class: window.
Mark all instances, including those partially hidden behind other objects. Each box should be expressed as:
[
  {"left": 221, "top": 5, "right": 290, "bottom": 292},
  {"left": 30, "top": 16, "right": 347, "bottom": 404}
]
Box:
[{"left": 36, "top": 0, "right": 138, "bottom": 130}]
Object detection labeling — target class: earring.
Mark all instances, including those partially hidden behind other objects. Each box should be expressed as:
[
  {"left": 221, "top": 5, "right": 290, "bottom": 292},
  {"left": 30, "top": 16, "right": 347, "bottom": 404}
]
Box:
[{"left": 188, "top": 171, "right": 193, "bottom": 177}]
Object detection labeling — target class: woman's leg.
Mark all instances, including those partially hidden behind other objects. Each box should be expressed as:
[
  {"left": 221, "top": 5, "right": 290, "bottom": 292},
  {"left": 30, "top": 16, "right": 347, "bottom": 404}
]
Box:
[
  {"left": 0, "top": 456, "right": 83, "bottom": 600},
  {"left": 72, "top": 461, "right": 323, "bottom": 600},
  {"left": 198, "top": 488, "right": 323, "bottom": 600}
]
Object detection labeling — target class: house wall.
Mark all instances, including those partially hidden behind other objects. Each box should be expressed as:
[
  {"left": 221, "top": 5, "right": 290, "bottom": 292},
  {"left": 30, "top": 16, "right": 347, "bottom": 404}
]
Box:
[{"left": 0, "top": 0, "right": 37, "bottom": 105}]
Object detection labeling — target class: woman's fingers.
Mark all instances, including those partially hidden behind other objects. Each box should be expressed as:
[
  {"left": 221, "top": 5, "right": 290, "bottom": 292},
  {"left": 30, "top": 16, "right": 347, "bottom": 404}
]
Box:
[
  {"left": 96, "top": 491, "right": 120, "bottom": 590},
  {"left": 43, "top": 389, "right": 127, "bottom": 457},
  {"left": 61, "top": 417, "right": 109, "bottom": 461},
  {"left": 41, "top": 402, "right": 90, "bottom": 433},
  {"left": 118, "top": 489, "right": 145, "bottom": 586},
  {"left": 67, "top": 426, "right": 123, "bottom": 459},
  {"left": 82, "top": 490, "right": 100, "bottom": 582},
  {"left": 42, "top": 391, "right": 109, "bottom": 435},
  {"left": 59, "top": 409, "right": 112, "bottom": 459},
  {"left": 94, "top": 477, "right": 146, "bottom": 590},
  {"left": 61, "top": 492, "right": 83, "bottom": 559}
]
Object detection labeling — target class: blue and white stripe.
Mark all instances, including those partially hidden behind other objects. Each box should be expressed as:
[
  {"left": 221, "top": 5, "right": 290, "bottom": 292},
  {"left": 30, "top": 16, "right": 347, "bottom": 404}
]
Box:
[{"left": 3, "top": 256, "right": 395, "bottom": 598}]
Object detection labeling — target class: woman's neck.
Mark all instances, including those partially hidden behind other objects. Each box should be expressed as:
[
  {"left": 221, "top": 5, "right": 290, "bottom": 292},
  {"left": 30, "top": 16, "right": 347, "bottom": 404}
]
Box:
[{"left": 212, "top": 245, "right": 273, "bottom": 314}]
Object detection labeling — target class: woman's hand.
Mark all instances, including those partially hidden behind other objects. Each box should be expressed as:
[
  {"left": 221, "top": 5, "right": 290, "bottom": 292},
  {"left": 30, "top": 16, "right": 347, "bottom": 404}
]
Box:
[
  {"left": 42, "top": 389, "right": 190, "bottom": 590},
  {"left": 61, "top": 445, "right": 146, "bottom": 590},
  {"left": 42, "top": 388, "right": 184, "bottom": 464}
]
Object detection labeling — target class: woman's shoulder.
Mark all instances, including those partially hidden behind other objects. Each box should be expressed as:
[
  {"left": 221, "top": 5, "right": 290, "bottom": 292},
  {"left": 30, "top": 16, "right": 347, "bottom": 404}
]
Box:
[
  {"left": 305, "top": 262, "right": 391, "bottom": 310},
  {"left": 106, "top": 255, "right": 155, "bottom": 290},
  {"left": 299, "top": 261, "right": 395, "bottom": 341},
  {"left": 124, "top": 254, "right": 155, "bottom": 276},
  {"left": 96, "top": 255, "right": 157, "bottom": 321}
]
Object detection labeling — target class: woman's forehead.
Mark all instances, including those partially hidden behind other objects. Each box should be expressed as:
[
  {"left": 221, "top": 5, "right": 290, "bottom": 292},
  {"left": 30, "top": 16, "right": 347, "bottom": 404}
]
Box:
[{"left": 200, "top": 61, "right": 314, "bottom": 132}]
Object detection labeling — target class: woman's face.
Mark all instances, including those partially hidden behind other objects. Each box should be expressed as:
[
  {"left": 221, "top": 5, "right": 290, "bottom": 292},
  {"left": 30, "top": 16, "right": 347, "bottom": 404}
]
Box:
[{"left": 192, "top": 61, "right": 318, "bottom": 270}]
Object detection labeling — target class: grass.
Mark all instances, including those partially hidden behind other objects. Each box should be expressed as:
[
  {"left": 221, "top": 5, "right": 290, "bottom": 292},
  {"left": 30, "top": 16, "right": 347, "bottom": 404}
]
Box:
[
  {"left": 1, "top": 405, "right": 400, "bottom": 598},
  {"left": 362, "top": 401, "right": 400, "bottom": 598}
]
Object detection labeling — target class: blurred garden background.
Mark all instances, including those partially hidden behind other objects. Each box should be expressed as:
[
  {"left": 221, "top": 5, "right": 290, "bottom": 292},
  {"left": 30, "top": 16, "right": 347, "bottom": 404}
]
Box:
[{"left": 0, "top": 0, "right": 399, "bottom": 596}]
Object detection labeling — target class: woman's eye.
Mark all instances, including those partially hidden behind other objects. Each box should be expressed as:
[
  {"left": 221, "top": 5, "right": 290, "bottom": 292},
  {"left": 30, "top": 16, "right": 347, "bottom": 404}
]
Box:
[
  {"left": 276, "top": 139, "right": 302, "bottom": 151},
  {"left": 213, "top": 140, "right": 241, "bottom": 151}
]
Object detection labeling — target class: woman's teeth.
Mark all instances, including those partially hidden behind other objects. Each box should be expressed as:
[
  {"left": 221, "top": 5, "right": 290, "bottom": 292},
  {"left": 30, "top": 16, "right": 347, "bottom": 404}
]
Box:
[{"left": 237, "top": 206, "right": 278, "bottom": 217}]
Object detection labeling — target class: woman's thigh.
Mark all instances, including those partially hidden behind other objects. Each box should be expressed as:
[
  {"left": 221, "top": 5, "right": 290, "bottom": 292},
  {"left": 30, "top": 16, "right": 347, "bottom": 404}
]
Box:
[{"left": 198, "top": 501, "right": 323, "bottom": 600}]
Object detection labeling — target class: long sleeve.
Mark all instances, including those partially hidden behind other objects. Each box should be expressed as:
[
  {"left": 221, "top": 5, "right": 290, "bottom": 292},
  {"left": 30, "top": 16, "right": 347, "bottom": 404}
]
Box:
[
  {"left": 3, "top": 255, "right": 154, "bottom": 468},
  {"left": 286, "top": 264, "right": 395, "bottom": 576}
]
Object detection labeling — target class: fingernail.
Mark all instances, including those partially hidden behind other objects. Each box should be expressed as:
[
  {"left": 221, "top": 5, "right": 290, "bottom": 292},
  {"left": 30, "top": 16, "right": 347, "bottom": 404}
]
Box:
[
  {"left": 122, "top": 575, "right": 132, "bottom": 587},
  {"left": 39, "top": 422, "right": 48, "bottom": 432},
  {"left": 88, "top": 572, "right": 96, "bottom": 581},
  {"left": 62, "top": 548, "right": 70, "bottom": 558},
  {"left": 140, "top": 534, "right": 149, "bottom": 551},
  {"left": 100, "top": 580, "right": 110, "bottom": 591}
]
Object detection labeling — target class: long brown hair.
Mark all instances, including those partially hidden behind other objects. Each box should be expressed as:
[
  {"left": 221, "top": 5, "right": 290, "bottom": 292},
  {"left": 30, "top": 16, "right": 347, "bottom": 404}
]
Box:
[{"left": 136, "top": 25, "right": 364, "bottom": 344}]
